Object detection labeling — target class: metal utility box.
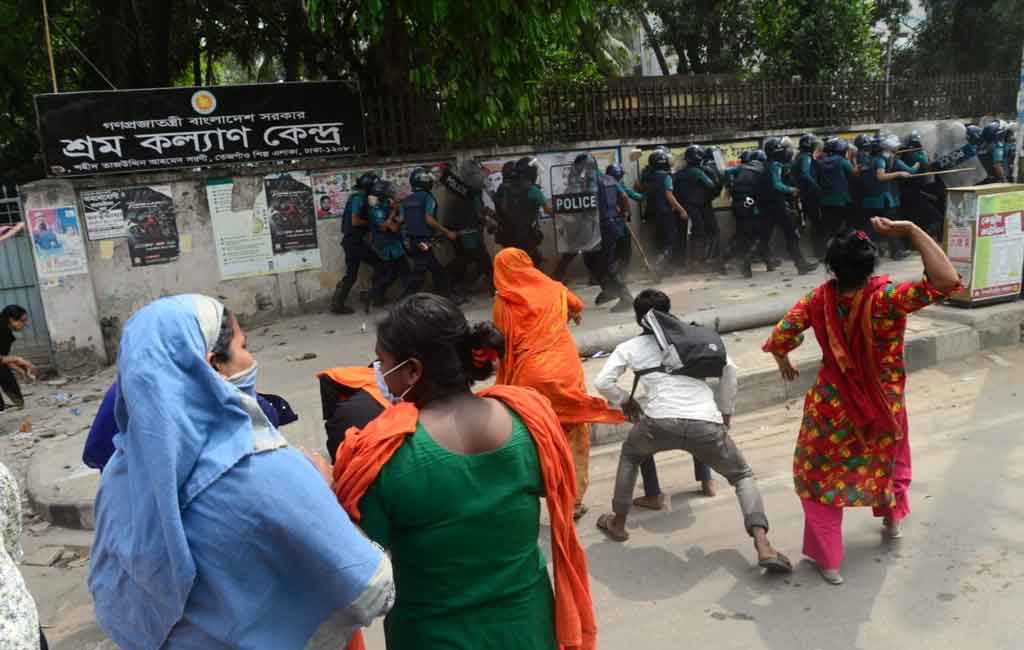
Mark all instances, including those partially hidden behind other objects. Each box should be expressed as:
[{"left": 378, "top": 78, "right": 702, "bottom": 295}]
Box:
[{"left": 944, "top": 183, "right": 1024, "bottom": 306}]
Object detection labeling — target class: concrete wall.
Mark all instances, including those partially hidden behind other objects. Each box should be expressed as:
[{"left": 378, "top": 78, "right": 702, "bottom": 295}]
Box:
[{"left": 18, "top": 115, "right": 1004, "bottom": 367}]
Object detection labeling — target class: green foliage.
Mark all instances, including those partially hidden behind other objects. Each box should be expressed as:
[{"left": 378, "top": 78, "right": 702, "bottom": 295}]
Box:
[
  {"left": 645, "top": 0, "right": 758, "bottom": 74},
  {"left": 751, "top": 0, "right": 881, "bottom": 81},
  {"left": 903, "top": 0, "right": 1024, "bottom": 75}
]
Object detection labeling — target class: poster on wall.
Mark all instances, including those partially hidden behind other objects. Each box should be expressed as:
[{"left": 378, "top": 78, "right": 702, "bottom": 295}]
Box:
[
  {"left": 381, "top": 162, "right": 447, "bottom": 199},
  {"left": 264, "top": 172, "right": 317, "bottom": 253},
  {"left": 206, "top": 176, "right": 321, "bottom": 280},
  {"left": 311, "top": 168, "right": 371, "bottom": 220},
  {"left": 80, "top": 189, "right": 129, "bottom": 239},
  {"left": 122, "top": 185, "right": 179, "bottom": 266},
  {"left": 26, "top": 206, "right": 88, "bottom": 279}
]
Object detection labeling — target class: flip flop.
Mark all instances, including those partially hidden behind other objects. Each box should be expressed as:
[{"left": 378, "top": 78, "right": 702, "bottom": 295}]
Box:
[
  {"left": 596, "top": 514, "right": 629, "bottom": 542},
  {"left": 632, "top": 495, "right": 665, "bottom": 511},
  {"left": 573, "top": 503, "right": 589, "bottom": 521},
  {"left": 758, "top": 551, "right": 793, "bottom": 574}
]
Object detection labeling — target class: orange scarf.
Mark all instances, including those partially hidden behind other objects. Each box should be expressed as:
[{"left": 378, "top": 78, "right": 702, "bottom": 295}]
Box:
[
  {"left": 334, "top": 384, "right": 597, "bottom": 650},
  {"left": 492, "top": 248, "right": 624, "bottom": 427},
  {"left": 315, "top": 366, "right": 389, "bottom": 409}
]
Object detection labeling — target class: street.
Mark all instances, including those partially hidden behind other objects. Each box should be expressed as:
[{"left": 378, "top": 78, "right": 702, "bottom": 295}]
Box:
[{"left": 15, "top": 343, "right": 1024, "bottom": 650}]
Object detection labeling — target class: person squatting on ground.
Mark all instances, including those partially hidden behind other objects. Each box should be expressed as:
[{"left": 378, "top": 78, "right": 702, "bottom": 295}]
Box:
[
  {"left": 644, "top": 149, "right": 691, "bottom": 277},
  {"left": 442, "top": 159, "right": 494, "bottom": 296},
  {"left": 495, "top": 158, "right": 549, "bottom": 269},
  {"left": 0, "top": 305, "right": 37, "bottom": 411},
  {"left": 759, "top": 137, "right": 820, "bottom": 276},
  {"left": 332, "top": 293, "right": 597, "bottom": 650},
  {"left": 88, "top": 295, "right": 394, "bottom": 648},
  {"left": 674, "top": 146, "right": 725, "bottom": 273},
  {"left": 762, "top": 220, "right": 960, "bottom": 585},
  {"left": 331, "top": 172, "right": 380, "bottom": 314},
  {"left": 399, "top": 167, "right": 463, "bottom": 304},
  {"left": 491, "top": 248, "right": 625, "bottom": 520},
  {"left": 592, "top": 289, "right": 792, "bottom": 573},
  {"left": 860, "top": 134, "right": 918, "bottom": 260}
]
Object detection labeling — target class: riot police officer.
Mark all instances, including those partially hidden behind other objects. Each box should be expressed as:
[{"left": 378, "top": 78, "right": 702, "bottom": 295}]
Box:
[
  {"left": 860, "top": 134, "right": 917, "bottom": 259},
  {"left": 364, "top": 179, "right": 406, "bottom": 313},
  {"left": 674, "top": 145, "right": 722, "bottom": 272},
  {"left": 647, "top": 149, "right": 690, "bottom": 276},
  {"left": 819, "top": 137, "right": 856, "bottom": 240},
  {"left": 899, "top": 130, "right": 943, "bottom": 241},
  {"left": 978, "top": 120, "right": 1008, "bottom": 184},
  {"left": 792, "top": 133, "right": 825, "bottom": 257},
  {"left": 604, "top": 163, "right": 642, "bottom": 277},
  {"left": 760, "top": 137, "right": 819, "bottom": 275},
  {"left": 700, "top": 146, "right": 727, "bottom": 270},
  {"left": 551, "top": 154, "right": 617, "bottom": 298},
  {"left": 331, "top": 171, "right": 379, "bottom": 314},
  {"left": 727, "top": 149, "right": 773, "bottom": 278},
  {"left": 496, "top": 157, "right": 549, "bottom": 268},
  {"left": 442, "top": 159, "right": 493, "bottom": 295},
  {"left": 399, "top": 167, "right": 461, "bottom": 301}
]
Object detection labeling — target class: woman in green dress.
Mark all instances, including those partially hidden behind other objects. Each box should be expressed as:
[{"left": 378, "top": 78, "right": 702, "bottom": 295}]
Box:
[{"left": 336, "top": 293, "right": 596, "bottom": 650}]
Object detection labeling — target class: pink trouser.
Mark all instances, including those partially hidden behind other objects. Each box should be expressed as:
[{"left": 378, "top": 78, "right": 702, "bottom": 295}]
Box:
[{"left": 801, "top": 498, "right": 844, "bottom": 570}]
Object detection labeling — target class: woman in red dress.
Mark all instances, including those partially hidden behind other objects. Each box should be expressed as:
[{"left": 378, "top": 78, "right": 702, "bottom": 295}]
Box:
[{"left": 763, "top": 218, "right": 960, "bottom": 585}]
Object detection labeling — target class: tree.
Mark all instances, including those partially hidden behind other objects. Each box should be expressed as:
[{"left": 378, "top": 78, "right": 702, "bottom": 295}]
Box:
[
  {"left": 903, "top": 0, "right": 1024, "bottom": 75},
  {"left": 644, "top": 0, "right": 757, "bottom": 74},
  {"left": 752, "top": 0, "right": 881, "bottom": 81}
]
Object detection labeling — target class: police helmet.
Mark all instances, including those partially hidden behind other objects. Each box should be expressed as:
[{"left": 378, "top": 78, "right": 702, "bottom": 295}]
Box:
[
  {"left": 605, "top": 163, "right": 625, "bottom": 180},
  {"left": 573, "top": 153, "right": 597, "bottom": 173},
  {"left": 649, "top": 150, "right": 671, "bottom": 171},
  {"left": 684, "top": 145, "right": 704, "bottom": 166},
  {"left": 750, "top": 149, "right": 767, "bottom": 163},
  {"left": 514, "top": 157, "right": 540, "bottom": 183},
  {"left": 853, "top": 134, "right": 873, "bottom": 150},
  {"left": 982, "top": 120, "right": 1006, "bottom": 143},
  {"left": 370, "top": 179, "right": 395, "bottom": 199},
  {"left": 798, "top": 133, "right": 820, "bottom": 152},
  {"left": 356, "top": 172, "right": 380, "bottom": 193},
  {"left": 879, "top": 133, "right": 901, "bottom": 152},
  {"left": 701, "top": 146, "right": 718, "bottom": 161},
  {"left": 501, "top": 161, "right": 518, "bottom": 181},
  {"left": 409, "top": 166, "right": 434, "bottom": 191},
  {"left": 904, "top": 130, "right": 922, "bottom": 149},
  {"left": 764, "top": 137, "right": 793, "bottom": 163},
  {"left": 965, "top": 124, "right": 983, "bottom": 145},
  {"left": 824, "top": 137, "right": 849, "bottom": 155},
  {"left": 739, "top": 150, "right": 754, "bottom": 164}
]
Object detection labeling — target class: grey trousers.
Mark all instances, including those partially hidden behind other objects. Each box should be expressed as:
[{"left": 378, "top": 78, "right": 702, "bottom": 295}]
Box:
[{"left": 611, "top": 416, "right": 770, "bottom": 536}]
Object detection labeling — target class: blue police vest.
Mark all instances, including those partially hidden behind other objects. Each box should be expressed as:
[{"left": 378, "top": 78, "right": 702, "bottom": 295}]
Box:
[
  {"left": 647, "top": 169, "right": 673, "bottom": 218},
  {"left": 401, "top": 190, "right": 433, "bottom": 240},
  {"left": 820, "top": 155, "right": 850, "bottom": 200}
]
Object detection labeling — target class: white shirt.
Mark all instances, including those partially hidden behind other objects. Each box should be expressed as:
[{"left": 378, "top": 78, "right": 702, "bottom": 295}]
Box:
[{"left": 594, "top": 334, "right": 737, "bottom": 424}]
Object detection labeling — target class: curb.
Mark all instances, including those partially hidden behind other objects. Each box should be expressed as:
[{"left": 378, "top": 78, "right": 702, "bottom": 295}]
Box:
[{"left": 590, "top": 300, "right": 1024, "bottom": 448}]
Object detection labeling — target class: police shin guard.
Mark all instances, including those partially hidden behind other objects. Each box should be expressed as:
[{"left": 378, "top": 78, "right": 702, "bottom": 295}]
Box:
[
  {"left": 330, "top": 278, "right": 356, "bottom": 315},
  {"left": 787, "top": 240, "right": 820, "bottom": 276}
]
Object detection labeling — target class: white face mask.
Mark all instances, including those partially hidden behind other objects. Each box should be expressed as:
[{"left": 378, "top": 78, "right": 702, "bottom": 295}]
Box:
[
  {"left": 368, "top": 195, "right": 380, "bottom": 207},
  {"left": 373, "top": 359, "right": 414, "bottom": 404}
]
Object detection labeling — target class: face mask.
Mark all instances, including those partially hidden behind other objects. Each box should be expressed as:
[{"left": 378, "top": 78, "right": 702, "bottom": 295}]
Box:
[
  {"left": 226, "top": 361, "right": 259, "bottom": 397},
  {"left": 374, "top": 359, "right": 414, "bottom": 404},
  {"left": 368, "top": 195, "right": 380, "bottom": 207}
]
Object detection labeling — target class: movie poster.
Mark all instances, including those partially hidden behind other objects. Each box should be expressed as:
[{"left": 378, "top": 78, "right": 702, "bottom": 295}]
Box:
[
  {"left": 311, "top": 168, "right": 374, "bottom": 220},
  {"left": 122, "top": 185, "right": 179, "bottom": 266},
  {"left": 26, "top": 206, "right": 88, "bottom": 279},
  {"left": 264, "top": 172, "right": 318, "bottom": 253}
]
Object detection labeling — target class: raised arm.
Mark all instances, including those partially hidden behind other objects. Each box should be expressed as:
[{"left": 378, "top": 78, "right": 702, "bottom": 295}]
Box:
[{"left": 871, "top": 217, "right": 960, "bottom": 296}]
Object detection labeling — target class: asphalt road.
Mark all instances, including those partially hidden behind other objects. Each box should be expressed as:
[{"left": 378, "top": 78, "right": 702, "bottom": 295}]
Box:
[{"left": 23, "top": 344, "right": 1024, "bottom": 650}]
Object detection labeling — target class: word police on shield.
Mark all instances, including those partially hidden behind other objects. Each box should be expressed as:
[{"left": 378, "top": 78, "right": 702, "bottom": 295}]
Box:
[{"left": 553, "top": 192, "right": 598, "bottom": 213}]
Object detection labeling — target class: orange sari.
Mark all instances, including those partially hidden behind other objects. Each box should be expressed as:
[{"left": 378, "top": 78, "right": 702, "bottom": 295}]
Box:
[
  {"left": 335, "top": 384, "right": 597, "bottom": 650},
  {"left": 492, "top": 248, "right": 623, "bottom": 427}
]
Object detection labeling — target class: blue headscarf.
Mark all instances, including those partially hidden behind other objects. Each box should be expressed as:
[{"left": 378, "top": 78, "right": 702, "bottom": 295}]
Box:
[{"left": 88, "top": 295, "right": 288, "bottom": 648}]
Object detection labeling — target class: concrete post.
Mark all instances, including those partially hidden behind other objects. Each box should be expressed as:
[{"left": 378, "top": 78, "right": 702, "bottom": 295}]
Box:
[{"left": 19, "top": 180, "right": 108, "bottom": 372}]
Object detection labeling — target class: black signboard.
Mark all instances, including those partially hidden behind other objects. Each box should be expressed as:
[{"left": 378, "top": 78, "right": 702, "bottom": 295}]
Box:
[{"left": 35, "top": 81, "right": 366, "bottom": 177}]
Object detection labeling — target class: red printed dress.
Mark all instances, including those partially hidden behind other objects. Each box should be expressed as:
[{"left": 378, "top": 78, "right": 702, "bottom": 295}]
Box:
[{"left": 763, "top": 276, "right": 951, "bottom": 511}]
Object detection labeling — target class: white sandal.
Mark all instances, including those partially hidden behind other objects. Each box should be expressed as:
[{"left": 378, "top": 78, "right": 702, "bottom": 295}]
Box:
[{"left": 817, "top": 565, "right": 844, "bottom": 585}]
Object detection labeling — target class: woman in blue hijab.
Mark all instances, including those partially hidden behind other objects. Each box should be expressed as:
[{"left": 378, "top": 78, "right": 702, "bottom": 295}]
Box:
[{"left": 88, "top": 294, "right": 393, "bottom": 649}]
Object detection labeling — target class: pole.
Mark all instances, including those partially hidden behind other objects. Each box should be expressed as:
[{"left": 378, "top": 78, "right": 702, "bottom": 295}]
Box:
[
  {"left": 625, "top": 222, "right": 653, "bottom": 272},
  {"left": 1015, "top": 40, "right": 1024, "bottom": 183},
  {"left": 41, "top": 0, "right": 58, "bottom": 93}
]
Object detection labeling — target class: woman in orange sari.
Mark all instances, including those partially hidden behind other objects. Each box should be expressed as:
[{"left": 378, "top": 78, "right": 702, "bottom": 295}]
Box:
[
  {"left": 493, "top": 248, "right": 624, "bottom": 519},
  {"left": 763, "top": 219, "right": 959, "bottom": 585}
]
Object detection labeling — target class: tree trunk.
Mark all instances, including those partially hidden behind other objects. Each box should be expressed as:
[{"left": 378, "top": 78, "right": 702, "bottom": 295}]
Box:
[
  {"left": 637, "top": 11, "right": 670, "bottom": 76},
  {"left": 283, "top": 0, "right": 305, "bottom": 81},
  {"left": 205, "top": 44, "right": 215, "bottom": 85},
  {"left": 193, "top": 36, "right": 202, "bottom": 86}
]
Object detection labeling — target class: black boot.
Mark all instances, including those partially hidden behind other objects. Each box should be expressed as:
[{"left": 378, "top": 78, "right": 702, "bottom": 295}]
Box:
[
  {"left": 330, "top": 279, "right": 356, "bottom": 315},
  {"left": 787, "top": 240, "right": 820, "bottom": 275},
  {"left": 552, "top": 254, "right": 574, "bottom": 282},
  {"left": 610, "top": 284, "right": 634, "bottom": 312}
]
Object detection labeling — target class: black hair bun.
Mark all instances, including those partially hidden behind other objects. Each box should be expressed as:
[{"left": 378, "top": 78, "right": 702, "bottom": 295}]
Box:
[
  {"left": 464, "top": 321, "right": 505, "bottom": 382},
  {"left": 825, "top": 228, "right": 879, "bottom": 290}
]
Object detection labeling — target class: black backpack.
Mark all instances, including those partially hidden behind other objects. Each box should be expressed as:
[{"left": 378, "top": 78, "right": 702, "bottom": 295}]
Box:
[{"left": 628, "top": 309, "right": 728, "bottom": 400}]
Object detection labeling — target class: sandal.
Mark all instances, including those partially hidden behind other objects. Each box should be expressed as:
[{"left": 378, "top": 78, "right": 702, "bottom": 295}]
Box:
[
  {"left": 816, "top": 565, "right": 844, "bottom": 585},
  {"left": 573, "top": 503, "right": 589, "bottom": 521},
  {"left": 596, "top": 513, "right": 629, "bottom": 542},
  {"left": 757, "top": 551, "right": 793, "bottom": 574},
  {"left": 632, "top": 495, "right": 665, "bottom": 511},
  {"left": 882, "top": 517, "right": 904, "bottom": 539}
]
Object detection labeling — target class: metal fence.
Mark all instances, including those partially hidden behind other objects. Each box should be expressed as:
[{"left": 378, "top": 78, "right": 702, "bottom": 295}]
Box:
[{"left": 362, "top": 73, "right": 1018, "bottom": 155}]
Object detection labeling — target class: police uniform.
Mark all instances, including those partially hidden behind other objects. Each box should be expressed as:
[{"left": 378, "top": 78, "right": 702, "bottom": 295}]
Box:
[
  {"left": 674, "top": 164, "right": 718, "bottom": 268},
  {"left": 819, "top": 153, "right": 856, "bottom": 238},
  {"left": 444, "top": 181, "right": 493, "bottom": 294},
  {"left": 367, "top": 197, "right": 407, "bottom": 310},
  {"left": 497, "top": 179, "right": 545, "bottom": 267},
  {"left": 899, "top": 148, "right": 942, "bottom": 240},
  {"left": 330, "top": 189, "right": 377, "bottom": 314},
  {"left": 792, "top": 150, "right": 825, "bottom": 256},
  {"left": 647, "top": 167, "right": 684, "bottom": 272},
  {"left": 860, "top": 151, "right": 916, "bottom": 257},
  {"left": 400, "top": 189, "right": 452, "bottom": 297},
  {"left": 760, "top": 155, "right": 818, "bottom": 275}
]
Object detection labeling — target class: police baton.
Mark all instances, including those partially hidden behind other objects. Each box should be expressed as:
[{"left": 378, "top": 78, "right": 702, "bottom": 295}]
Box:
[{"left": 624, "top": 222, "right": 654, "bottom": 272}]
